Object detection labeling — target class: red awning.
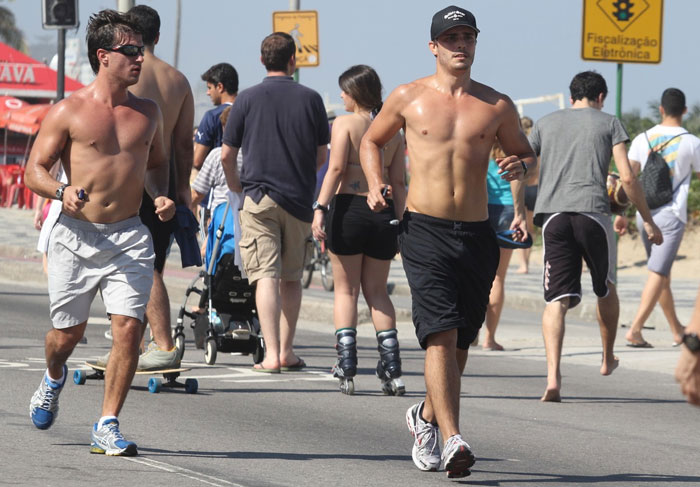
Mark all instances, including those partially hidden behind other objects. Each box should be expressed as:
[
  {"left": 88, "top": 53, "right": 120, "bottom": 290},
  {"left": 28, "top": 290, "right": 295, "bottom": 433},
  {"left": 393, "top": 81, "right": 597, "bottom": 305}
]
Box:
[
  {"left": 3, "top": 103, "right": 52, "bottom": 135},
  {"left": 0, "top": 42, "right": 83, "bottom": 99}
]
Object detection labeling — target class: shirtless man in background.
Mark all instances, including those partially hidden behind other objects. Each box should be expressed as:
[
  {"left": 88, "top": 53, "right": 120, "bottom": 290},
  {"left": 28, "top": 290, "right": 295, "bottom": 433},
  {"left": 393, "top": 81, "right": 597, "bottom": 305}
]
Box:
[
  {"left": 25, "top": 9, "right": 174, "bottom": 456},
  {"left": 126, "top": 4, "right": 195, "bottom": 370},
  {"left": 361, "top": 6, "right": 535, "bottom": 478}
]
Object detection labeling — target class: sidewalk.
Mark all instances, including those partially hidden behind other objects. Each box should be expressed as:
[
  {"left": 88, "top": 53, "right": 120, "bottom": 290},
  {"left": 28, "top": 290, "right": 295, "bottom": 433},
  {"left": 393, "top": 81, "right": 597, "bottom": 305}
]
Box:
[{"left": 0, "top": 206, "right": 696, "bottom": 331}]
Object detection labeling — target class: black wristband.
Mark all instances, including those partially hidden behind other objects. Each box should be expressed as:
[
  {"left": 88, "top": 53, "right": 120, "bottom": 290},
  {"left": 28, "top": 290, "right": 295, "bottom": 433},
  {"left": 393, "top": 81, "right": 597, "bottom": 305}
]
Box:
[
  {"left": 520, "top": 160, "right": 528, "bottom": 176},
  {"left": 312, "top": 201, "right": 328, "bottom": 213}
]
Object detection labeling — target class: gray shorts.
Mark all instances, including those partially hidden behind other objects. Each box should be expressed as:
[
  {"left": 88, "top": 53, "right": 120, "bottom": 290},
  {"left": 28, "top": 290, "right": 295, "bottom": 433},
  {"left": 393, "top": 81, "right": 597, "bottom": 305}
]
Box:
[
  {"left": 636, "top": 210, "right": 685, "bottom": 276},
  {"left": 47, "top": 214, "right": 155, "bottom": 328}
]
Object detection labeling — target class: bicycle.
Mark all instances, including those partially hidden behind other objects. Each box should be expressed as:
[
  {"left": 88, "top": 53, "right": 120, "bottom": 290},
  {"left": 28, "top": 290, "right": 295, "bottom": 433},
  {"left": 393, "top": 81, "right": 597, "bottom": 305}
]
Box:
[{"left": 302, "top": 236, "right": 334, "bottom": 291}]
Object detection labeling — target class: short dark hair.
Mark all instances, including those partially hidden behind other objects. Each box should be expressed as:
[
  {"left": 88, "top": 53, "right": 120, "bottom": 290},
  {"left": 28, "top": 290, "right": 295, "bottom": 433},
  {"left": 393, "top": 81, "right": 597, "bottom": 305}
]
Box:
[
  {"left": 661, "top": 88, "right": 686, "bottom": 117},
  {"left": 127, "top": 5, "right": 160, "bottom": 46},
  {"left": 86, "top": 9, "right": 140, "bottom": 74},
  {"left": 569, "top": 70, "right": 608, "bottom": 102},
  {"left": 261, "top": 32, "right": 295, "bottom": 72},
  {"left": 339, "top": 65, "right": 383, "bottom": 113},
  {"left": 200, "top": 63, "right": 239, "bottom": 95}
]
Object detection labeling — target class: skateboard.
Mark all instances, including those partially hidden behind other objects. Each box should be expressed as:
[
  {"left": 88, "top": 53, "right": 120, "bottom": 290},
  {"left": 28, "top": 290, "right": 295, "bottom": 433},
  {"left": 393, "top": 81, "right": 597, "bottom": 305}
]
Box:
[{"left": 73, "top": 362, "right": 198, "bottom": 394}]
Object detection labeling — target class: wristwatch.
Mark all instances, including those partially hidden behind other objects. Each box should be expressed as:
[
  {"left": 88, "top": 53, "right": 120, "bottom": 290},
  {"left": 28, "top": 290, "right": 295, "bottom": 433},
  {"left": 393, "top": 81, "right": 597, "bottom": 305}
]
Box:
[
  {"left": 682, "top": 332, "right": 700, "bottom": 352},
  {"left": 312, "top": 201, "right": 328, "bottom": 213},
  {"left": 55, "top": 184, "right": 68, "bottom": 201},
  {"left": 520, "top": 160, "right": 528, "bottom": 176}
]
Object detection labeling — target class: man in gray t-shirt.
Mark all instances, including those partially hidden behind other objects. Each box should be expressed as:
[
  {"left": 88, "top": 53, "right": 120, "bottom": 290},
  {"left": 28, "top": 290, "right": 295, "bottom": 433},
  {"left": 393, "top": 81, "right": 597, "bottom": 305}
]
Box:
[{"left": 528, "top": 71, "right": 662, "bottom": 403}]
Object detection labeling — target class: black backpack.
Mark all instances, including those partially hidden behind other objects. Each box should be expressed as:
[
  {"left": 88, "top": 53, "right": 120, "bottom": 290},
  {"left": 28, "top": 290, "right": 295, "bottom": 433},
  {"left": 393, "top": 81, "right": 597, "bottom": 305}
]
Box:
[{"left": 639, "top": 131, "right": 689, "bottom": 210}]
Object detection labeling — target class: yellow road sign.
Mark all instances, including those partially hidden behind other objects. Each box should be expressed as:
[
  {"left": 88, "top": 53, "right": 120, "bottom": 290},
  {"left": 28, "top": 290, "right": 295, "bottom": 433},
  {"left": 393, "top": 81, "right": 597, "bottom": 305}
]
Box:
[
  {"left": 582, "top": 0, "right": 663, "bottom": 64},
  {"left": 272, "top": 10, "right": 319, "bottom": 67}
]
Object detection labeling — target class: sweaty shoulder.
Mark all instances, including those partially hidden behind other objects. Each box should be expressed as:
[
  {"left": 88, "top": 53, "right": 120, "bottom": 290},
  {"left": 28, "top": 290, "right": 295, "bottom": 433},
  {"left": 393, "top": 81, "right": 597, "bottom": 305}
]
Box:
[
  {"left": 470, "top": 80, "right": 515, "bottom": 111},
  {"left": 129, "top": 93, "right": 161, "bottom": 119}
]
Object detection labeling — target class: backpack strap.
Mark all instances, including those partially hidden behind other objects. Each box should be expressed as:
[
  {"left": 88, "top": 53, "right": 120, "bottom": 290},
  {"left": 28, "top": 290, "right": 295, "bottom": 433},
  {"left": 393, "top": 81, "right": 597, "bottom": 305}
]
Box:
[{"left": 645, "top": 131, "right": 690, "bottom": 152}]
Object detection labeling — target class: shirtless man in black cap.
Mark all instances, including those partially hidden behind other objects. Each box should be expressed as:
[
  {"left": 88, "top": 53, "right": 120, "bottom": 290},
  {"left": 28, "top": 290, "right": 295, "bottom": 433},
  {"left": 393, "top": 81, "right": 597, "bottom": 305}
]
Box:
[{"left": 361, "top": 5, "right": 535, "bottom": 478}]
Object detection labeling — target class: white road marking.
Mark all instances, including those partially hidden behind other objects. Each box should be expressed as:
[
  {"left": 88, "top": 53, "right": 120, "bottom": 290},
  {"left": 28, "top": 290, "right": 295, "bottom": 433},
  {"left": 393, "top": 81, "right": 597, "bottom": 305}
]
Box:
[
  {"left": 0, "top": 359, "right": 29, "bottom": 368},
  {"left": 122, "top": 457, "right": 244, "bottom": 486}
]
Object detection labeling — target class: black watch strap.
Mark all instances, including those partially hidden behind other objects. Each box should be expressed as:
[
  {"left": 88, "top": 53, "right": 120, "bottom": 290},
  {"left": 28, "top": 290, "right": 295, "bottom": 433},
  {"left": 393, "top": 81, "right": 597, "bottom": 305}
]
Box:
[
  {"left": 312, "top": 201, "right": 328, "bottom": 213},
  {"left": 520, "top": 160, "right": 528, "bottom": 176}
]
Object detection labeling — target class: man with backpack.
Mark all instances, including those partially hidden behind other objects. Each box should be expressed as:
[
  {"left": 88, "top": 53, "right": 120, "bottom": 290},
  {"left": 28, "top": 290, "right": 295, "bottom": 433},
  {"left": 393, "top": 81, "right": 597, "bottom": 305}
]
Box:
[{"left": 625, "top": 88, "right": 700, "bottom": 348}]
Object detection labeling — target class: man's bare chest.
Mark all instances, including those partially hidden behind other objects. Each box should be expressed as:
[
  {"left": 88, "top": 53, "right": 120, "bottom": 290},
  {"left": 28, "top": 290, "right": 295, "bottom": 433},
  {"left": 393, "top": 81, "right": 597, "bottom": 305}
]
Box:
[
  {"left": 404, "top": 98, "right": 499, "bottom": 144},
  {"left": 70, "top": 108, "right": 154, "bottom": 153}
]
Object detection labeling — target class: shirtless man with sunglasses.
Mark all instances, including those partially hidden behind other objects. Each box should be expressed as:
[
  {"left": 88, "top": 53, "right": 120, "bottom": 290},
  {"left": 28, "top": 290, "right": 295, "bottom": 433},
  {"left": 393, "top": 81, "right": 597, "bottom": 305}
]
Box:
[{"left": 25, "top": 9, "right": 174, "bottom": 456}]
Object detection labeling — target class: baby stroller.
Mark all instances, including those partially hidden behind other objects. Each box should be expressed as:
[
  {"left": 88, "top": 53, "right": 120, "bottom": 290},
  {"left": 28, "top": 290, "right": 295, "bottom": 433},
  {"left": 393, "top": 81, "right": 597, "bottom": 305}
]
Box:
[{"left": 174, "top": 199, "right": 264, "bottom": 365}]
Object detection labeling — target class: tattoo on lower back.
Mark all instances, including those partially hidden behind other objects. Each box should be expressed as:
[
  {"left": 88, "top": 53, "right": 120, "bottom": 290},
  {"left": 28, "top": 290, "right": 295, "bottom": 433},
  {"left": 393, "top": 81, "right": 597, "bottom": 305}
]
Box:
[{"left": 349, "top": 181, "right": 360, "bottom": 191}]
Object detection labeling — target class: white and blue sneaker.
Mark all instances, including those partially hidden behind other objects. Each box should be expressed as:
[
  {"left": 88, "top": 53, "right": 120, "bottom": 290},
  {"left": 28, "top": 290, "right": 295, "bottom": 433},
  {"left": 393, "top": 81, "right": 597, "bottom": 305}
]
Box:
[
  {"left": 29, "top": 365, "right": 67, "bottom": 430},
  {"left": 90, "top": 418, "right": 138, "bottom": 456},
  {"left": 441, "top": 434, "right": 475, "bottom": 478},
  {"left": 406, "top": 401, "right": 441, "bottom": 472}
]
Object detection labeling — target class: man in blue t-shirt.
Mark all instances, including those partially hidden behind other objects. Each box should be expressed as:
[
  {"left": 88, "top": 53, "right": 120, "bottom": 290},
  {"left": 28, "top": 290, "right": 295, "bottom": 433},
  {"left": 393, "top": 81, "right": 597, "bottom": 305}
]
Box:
[
  {"left": 221, "top": 32, "right": 329, "bottom": 373},
  {"left": 193, "top": 63, "right": 238, "bottom": 171}
]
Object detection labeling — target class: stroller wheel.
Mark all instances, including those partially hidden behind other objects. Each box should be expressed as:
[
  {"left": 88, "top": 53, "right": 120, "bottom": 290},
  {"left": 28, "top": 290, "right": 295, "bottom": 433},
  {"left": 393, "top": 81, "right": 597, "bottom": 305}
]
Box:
[
  {"left": 204, "top": 337, "right": 217, "bottom": 365},
  {"left": 253, "top": 335, "right": 265, "bottom": 364},
  {"left": 174, "top": 333, "right": 185, "bottom": 360}
]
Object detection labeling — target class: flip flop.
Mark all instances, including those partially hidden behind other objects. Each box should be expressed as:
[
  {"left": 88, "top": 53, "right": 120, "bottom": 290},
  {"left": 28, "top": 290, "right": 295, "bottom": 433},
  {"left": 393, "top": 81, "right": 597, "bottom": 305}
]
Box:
[
  {"left": 672, "top": 341, "right": 682, "bottom": 347},
  {"left": 495, "top": 230, "right": 533, "bottom": 249},
  {"left": 626, "top": 340, "right": 653, "bottom": 348},
  {"left": 251, "top": 364, "right": 281, "bottom": 373},
  {"left": 280, "top": 358, "right": 306, "bottom": 372}
]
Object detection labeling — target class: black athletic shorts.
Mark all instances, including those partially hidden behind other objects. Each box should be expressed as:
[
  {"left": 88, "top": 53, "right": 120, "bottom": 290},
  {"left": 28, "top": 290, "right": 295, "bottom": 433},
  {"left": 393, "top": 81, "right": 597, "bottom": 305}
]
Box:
[
  {"left": 326, "top": 194, "right": 398, "bottom": 260},
  {"left": 139, "top": 192, "right": 176, "bottom": 273},
  {"left": 541, "top": 212, "right": 616, "bottom": 308},
  {"left": 398, "top": 211, "right": 499, "bottom": 350}
]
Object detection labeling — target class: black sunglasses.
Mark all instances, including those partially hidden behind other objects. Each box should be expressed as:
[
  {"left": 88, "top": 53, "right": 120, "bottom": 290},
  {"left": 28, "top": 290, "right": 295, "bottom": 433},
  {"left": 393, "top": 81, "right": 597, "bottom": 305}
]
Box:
[{"left": 106, "top": 44, "right": 145, "bottom": 57}]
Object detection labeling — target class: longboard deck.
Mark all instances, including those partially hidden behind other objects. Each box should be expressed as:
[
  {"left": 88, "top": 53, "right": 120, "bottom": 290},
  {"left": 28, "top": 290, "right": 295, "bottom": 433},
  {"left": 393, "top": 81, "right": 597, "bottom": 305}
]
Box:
[{"left": 84, "top": 362, "right": 190, "bottom": 375}]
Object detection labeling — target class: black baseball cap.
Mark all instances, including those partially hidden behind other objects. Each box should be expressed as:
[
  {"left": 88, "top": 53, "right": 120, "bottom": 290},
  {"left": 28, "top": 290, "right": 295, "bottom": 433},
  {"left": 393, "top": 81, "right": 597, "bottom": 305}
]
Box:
[{"left": 430, "top": 6, "right": 479, "bottom": 40}]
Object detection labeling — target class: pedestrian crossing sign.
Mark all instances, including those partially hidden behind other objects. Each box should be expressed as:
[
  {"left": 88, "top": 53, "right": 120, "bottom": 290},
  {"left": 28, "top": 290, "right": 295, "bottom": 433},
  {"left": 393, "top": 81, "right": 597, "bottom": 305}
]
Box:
[{"left": 272, "top": 10, "right": 320, "bottom": 67}]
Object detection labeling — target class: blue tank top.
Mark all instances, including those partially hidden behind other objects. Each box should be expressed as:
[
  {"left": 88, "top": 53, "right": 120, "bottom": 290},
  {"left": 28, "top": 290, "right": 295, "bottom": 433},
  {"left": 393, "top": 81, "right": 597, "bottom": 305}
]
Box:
[{"left": 487, "top": 158, "right": 513, "bottom": 205}]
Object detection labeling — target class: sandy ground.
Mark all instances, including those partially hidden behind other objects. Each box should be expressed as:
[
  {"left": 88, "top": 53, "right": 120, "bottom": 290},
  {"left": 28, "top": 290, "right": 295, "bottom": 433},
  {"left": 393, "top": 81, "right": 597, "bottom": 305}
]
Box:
[{"left": 527, "top": 221, "right": 700, "bottom": 279}]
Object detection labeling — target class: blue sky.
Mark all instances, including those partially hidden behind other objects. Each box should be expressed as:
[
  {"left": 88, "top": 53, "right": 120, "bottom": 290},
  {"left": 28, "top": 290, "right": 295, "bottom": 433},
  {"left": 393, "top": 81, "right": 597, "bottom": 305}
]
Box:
[{"left": 7, "top": 0, "right": 697, "bottom": 123}]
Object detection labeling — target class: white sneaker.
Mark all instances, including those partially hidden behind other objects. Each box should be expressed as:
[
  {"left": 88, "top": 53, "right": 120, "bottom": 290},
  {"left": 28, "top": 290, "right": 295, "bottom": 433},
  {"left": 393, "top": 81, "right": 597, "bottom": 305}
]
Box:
[
  {"left": 441, "top": 434, "right": 475, "bottom": 478},
  {"left": 406, "top": 402, "right": 441, "bottom": 471}
]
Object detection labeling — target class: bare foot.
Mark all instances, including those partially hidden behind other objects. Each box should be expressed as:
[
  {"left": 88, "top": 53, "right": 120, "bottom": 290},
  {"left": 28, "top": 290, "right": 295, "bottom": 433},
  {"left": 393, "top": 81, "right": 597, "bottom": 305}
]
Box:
[
  {"left": 600, "top": 356, "right": 619, "bottom": 376},
  {"left": 625, "top": 330, "right": 645, "bottom": 344},
  {"left": 541, "top": 389, "right": 562, "bottom": 402},
  {"left": 254, "top": 358, "right": 281, "bottom": 371},
  {"left": 483, "top": 342, "right": 504, "bottom": 351},
  {"left": 515, "top": 266, "right": 528, "bottom": 274}
]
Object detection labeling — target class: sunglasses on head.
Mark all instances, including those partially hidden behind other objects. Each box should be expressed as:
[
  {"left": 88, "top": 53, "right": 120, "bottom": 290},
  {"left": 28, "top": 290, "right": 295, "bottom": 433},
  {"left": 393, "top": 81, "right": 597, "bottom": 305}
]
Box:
[{"left": 106, "top": 44, "right": 145, "bottom": 57}]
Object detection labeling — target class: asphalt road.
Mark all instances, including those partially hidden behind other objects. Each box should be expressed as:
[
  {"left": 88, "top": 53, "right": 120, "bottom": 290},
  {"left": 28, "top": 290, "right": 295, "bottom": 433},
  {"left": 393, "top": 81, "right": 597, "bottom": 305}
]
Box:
[{"left": 1, "top": 281, "right": 698, "bottom": 487}]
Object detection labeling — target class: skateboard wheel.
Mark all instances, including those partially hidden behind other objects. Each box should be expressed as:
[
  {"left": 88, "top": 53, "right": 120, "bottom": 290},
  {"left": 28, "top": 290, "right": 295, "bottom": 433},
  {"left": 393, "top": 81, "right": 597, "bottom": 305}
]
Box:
[
  {"left": 73, "top": 369, "right": 86, "bottom": 385},
  {"left": 148, "top": 377, "right": 162, "bottom": 393},
  {"left": 185, "top": 378, "right": 198, "bottom": 394}
]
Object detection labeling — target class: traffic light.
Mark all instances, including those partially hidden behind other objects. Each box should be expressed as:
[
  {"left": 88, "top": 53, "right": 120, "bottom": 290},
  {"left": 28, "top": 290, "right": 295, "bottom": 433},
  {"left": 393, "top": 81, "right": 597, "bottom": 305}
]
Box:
[
  {"left": 42, "top": 0, "right": 79, "bottom": 29},
  {"left": 612, "top": 1, "right": 634, "bottom": 22}
]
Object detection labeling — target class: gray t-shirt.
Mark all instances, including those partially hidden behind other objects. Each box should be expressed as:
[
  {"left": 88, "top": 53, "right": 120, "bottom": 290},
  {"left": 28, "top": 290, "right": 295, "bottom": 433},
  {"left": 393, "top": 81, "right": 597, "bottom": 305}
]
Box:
[{"left": 529, "top": 107, "right": 629, "bottom": 225}]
